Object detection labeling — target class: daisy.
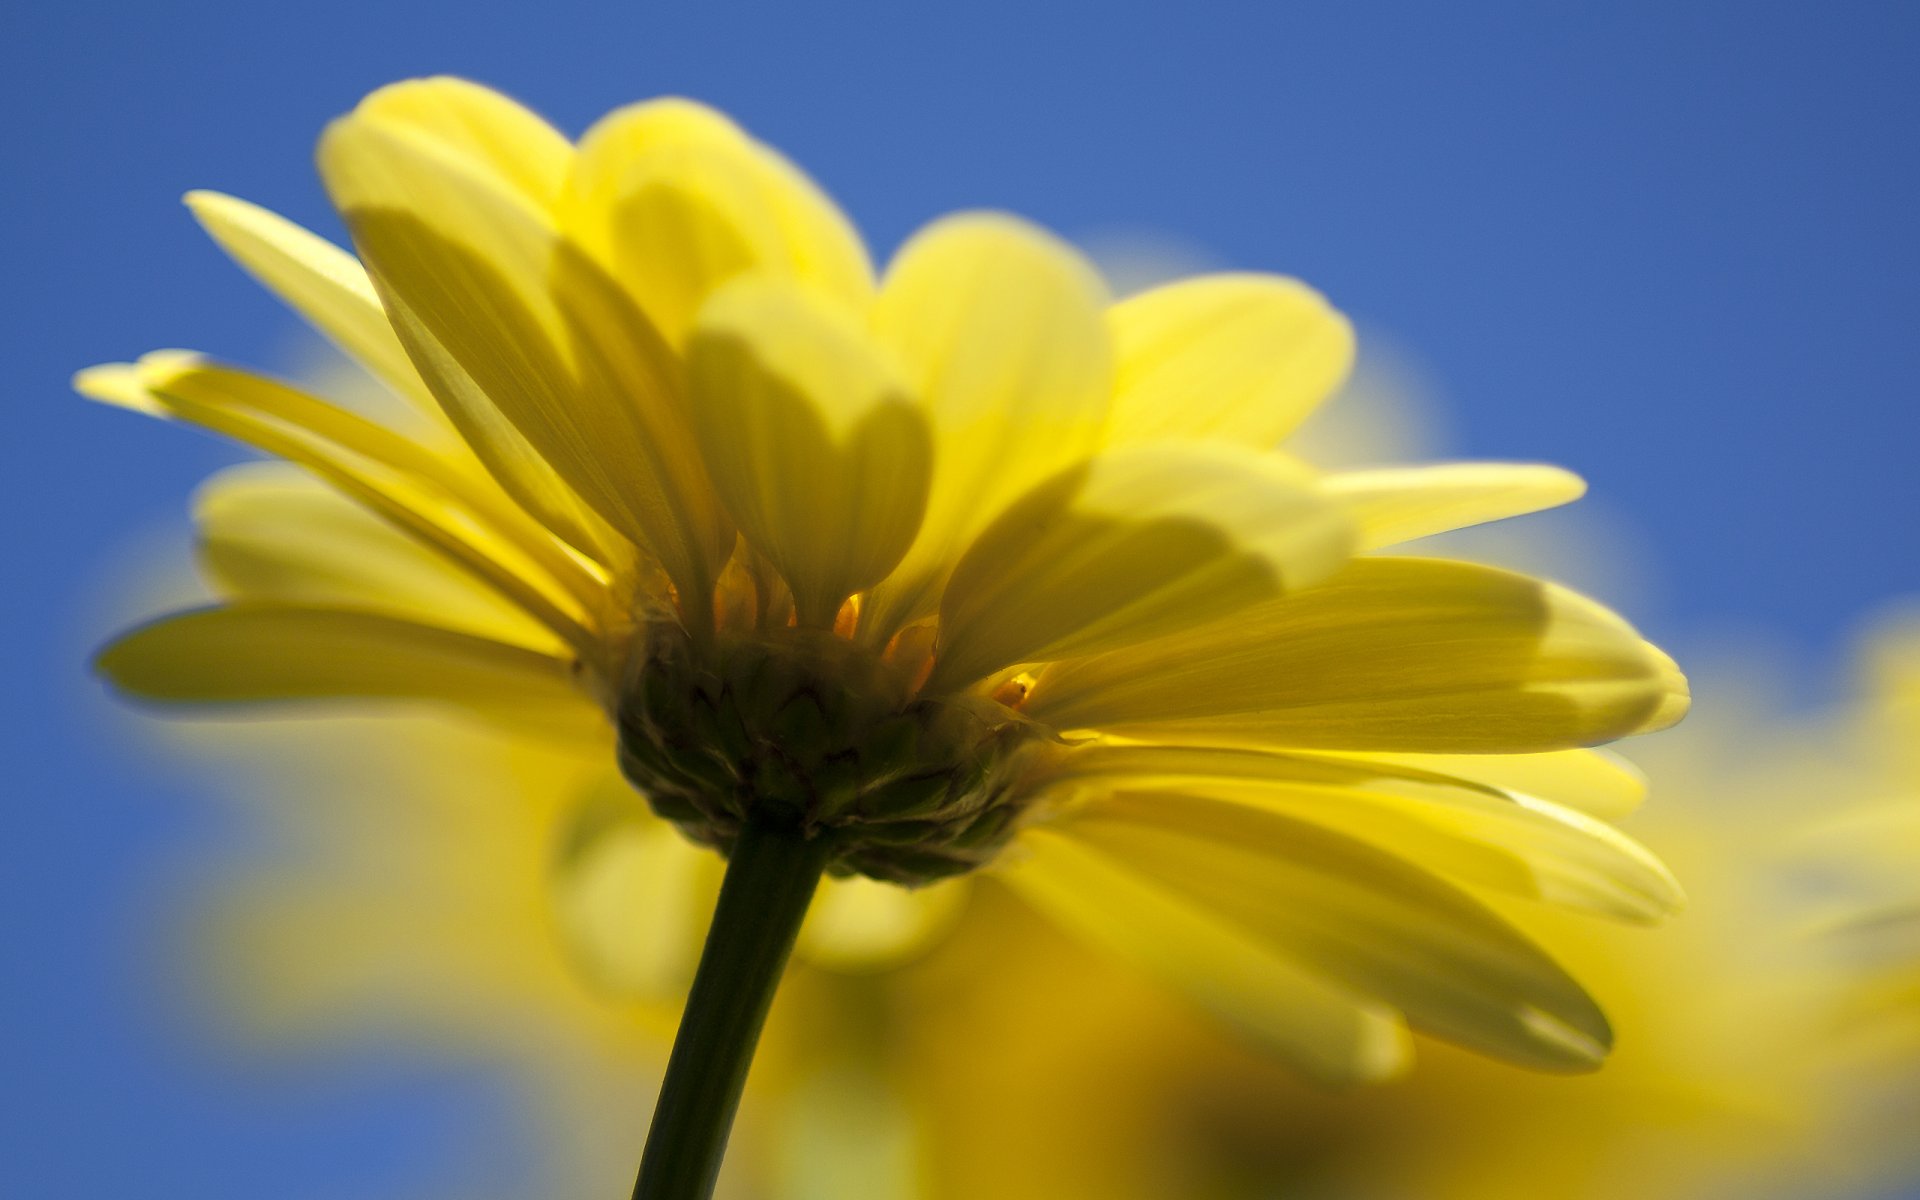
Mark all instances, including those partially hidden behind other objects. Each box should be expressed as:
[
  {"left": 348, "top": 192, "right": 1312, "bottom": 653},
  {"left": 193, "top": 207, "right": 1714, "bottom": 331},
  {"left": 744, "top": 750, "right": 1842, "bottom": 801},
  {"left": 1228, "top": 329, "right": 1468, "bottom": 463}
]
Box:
[{"left": 83, "top": 78, "right": 1687, "bottom": 1197}]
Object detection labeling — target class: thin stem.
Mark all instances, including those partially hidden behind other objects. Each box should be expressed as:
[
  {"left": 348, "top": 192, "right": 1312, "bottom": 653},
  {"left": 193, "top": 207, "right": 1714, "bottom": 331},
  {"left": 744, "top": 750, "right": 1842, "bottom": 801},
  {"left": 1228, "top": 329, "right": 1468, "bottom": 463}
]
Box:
[{"left": 631, "top": 822, "right": 833, "bottom": 1200}]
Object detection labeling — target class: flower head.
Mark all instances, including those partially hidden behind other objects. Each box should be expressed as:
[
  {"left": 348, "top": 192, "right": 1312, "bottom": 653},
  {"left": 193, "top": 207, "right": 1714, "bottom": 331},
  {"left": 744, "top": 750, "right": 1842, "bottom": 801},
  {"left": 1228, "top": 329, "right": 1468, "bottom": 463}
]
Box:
[{"left": 87, "top": 77, "right": 1686, "bottom": 1081}]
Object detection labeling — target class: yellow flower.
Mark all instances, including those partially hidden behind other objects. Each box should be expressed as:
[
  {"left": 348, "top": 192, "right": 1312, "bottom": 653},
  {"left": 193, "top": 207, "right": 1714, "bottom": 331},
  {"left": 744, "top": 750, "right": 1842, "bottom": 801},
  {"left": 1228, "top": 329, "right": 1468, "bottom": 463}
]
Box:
[
  {"left": 86, "top": 75, "right": 1687, "bottom": 1092},
  {"left": 177, "top": 687, "right": 1898, "bottom": 1200}
]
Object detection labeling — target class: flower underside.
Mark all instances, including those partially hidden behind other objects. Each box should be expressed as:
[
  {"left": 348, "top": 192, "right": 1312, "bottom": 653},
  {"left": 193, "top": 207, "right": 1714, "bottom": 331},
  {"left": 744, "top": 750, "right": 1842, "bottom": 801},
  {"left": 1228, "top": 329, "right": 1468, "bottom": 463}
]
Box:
[{"left": 619, "top": 622, "right": 1047, "bottom": 884}]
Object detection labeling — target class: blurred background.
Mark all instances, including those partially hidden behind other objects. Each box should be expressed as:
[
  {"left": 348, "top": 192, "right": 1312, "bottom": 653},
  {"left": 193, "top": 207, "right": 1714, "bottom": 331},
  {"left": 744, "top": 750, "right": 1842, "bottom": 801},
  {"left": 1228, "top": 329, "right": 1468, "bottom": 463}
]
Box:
[{"left": 6, "top": 2, "right": 1919, "bottom": 1196}]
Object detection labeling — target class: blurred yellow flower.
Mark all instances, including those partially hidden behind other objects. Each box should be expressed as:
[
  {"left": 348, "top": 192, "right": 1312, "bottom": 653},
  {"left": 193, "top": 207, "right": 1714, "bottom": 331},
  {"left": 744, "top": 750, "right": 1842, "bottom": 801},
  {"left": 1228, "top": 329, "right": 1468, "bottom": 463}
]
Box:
[
  {"left": 84, "top": 77, "right": 1689, "bottom": 1181},
  {"left": 178, "top": 659, "right": 1912, "bottom": 1200}
]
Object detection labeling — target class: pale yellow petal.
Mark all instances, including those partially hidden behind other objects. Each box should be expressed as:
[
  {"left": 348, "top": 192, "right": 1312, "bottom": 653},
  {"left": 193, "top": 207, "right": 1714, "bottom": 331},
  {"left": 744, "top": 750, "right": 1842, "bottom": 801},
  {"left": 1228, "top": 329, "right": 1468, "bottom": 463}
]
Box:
[
  {"left": 926, "top": 445, "right": 1352, "bottom": 692},
  {"left": 562, "top": 98, "right": 873, "bottom": 345},
  {"left": 550, "top": 785, "right": 972, "bottom": 991},
  {"left": 74, "top": 352, "right": 191, "bottom": 416},
  {"left": 1046, "top": 744, "right": 1680, "bottom": 921},
  {"left": 351, "top": 76, "right": 573, "bottom": 209},
  {"left": 1324, "top": 462, "right": 1587, "bottom": 549},
  {"left": 797, "top": 876, "right": 971, "bottom": 972},
  {"left": 550, "top": 793, "right": 721, "bottom": 1001},
  {"left": 77, "top": 356, "right": 600, "bottom": 654},
  {"left": 1336, "top": 748, "right": 1648, "bottom": 820},
  {"left": 319, "top": 111, "right": 732, "bottom": 604},
  {"left": 1026, "top": 557, "right": 1690, "bottom": 752},
  {"left": 1105, "top": 272, "right": 1354, "bottom": 449},
  {"left": 194, "top": 173, "right": 626, "bottom": 565},
  {"left": 687, "top": 277, "right": 931, "bottom": 626},
  {"left": 96, "top": 605, "right": 596, "bottom": 736},
  {"left": 368, "top": 271, "right": 641, "bottom": 571},
  {"left": 194, "top": 463, "right": 561, "bottom": 653},
  {"left": 1001, "top": 831, "right": 1412, "bottom": 1085},
  {"left": 1045, "top": 794, "right": 1615, "bottom": 1070},
  {"left": 859, "top": 214, "right": 1114, "bottom": 644},
  {"left": 184, "top": 190, "right": 440, "bottom": 416}
]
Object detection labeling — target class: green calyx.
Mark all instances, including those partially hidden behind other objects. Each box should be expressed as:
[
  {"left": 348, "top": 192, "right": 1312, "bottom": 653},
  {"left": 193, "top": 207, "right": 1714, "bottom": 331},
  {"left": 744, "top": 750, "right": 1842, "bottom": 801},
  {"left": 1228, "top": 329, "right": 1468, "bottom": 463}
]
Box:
[{"left": 616, "top": 625, "right": 1043, "bottom": 884}]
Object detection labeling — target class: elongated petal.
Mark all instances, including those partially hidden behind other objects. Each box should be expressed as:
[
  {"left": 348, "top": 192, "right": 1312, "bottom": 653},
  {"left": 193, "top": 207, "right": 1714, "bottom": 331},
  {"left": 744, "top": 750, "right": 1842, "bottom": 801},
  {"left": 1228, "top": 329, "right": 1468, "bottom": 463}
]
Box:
[
  {"left": 352, "top": 76, "right": 573, "bottom": 209},
  {"left": 1002, "top": 831, "right": 1412, "bottom": 1084},
  {"left": 97, "top": 605, "right": 594, "bottom": 732},
  {"left": 73, "top": 350, "right": 189, "bottom": 416},
  {"left": 184, "top": 191, "right": 439, "bottom": 416},
  {"left": 860, "top": 214, "right": 1114, "bottom": 643},
  {"left": 286, "top": 85, "right": 630, "bottom": 566},
  {"left": 687, "top": 277, "right": 931, "bottom": 626},
  {"left": 320, "top": 110, "right": 732, "bottom": 601},
  {"left": 195, "top": 463, "right": 561, "bottom": 652},
  {"left": 76, "top": 356, "right": 600, "bottom": 653},
  {"left": 927, "top": 445, "right": 1352, "bottom": 692},
  {"left": 187, "top": 189, "right": 621, "bottom": 565},
  {"left": 372, "top": 276, "right": 639, "bottom": 570},
  {"left": 562, "top": 98, "right": 873, "bottom": 345},
  {"left": 1046, "top": 744, "right": 1680, "bottom": 921},
  {"left": 1335, "top": 748, "right": 1648, "bottom": 820},
  {"left": 1325, "top": 462, "right": 1587, "bottom": 549},
  {"left": 1105, "top": 273, "right": 1354, "bottom": 449},
  {"left": 1026, "top": 557, "right": 1689, "bottom": 752},
  {"left": 1043, "top": 794, "right": 1616, "bottom": 1070}
]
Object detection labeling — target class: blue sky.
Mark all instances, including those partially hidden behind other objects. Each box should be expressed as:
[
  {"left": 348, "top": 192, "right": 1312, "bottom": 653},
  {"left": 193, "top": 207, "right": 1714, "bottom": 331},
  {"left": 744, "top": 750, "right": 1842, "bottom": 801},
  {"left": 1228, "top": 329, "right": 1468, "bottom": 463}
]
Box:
[{"left": 5, "top": 2, "right": 1918, "bottom": 1195}]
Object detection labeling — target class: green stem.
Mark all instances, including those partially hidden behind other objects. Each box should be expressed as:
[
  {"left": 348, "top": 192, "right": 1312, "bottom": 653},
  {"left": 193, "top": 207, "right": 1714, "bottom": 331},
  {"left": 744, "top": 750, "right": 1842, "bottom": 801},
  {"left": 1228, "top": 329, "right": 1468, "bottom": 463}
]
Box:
[{"left": 631, "top": 821, "right": 833, "bottom": 1200}]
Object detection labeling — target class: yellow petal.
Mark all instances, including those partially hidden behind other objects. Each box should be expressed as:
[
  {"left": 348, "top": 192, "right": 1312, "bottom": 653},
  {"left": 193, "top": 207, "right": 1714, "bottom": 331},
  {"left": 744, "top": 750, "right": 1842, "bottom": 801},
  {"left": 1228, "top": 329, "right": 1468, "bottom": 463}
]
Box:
[
  {"left": 187, "top": 188, "right": 624, "bottom": 566},
  {"left": 1001, "top": 831, "right": 1412, "bottom": 1085},
  {"left": 1324, "top": 462, "right": 1587, "bottom": 549},
  {"left": 1026, "top": 557, "right": 1690, "bottom": 752},
  {"left": 859, "top": 213, "right": 1114, "bottom": 644},
  {"left": 551, "top": 785, "right": 973, "bottom": 991},
  {"left": 194, "top": 463, "right": 561, "bottom": 653},
  {"left": 1105, "top": 272, "right": 1355, "bottom": 449},
  {"left": 1047, "top": 744, "right": 1681, "bottom": 922},
  {"left": 369, "top": 288, "right": 636, "bottom": 571},
  {"left": 927, "top": 445, "right": 1352, "bottom": 692},
  {"left": 96, "top": 605, "right": 595, "bottom": 735},
  {"left": 797, "top": 875, "right": 971, "bottom": 972},
  {"left": 351, "top": 76, "right": 573, "bottom": 209},
  {"left": 1047, "top": 793, "right": 1615, "bottom": 1070},
  {"left": 319, "top": 111, "right": 732, "bottom": 604},
  {"left": 562, "top": 98, "right": 873, "bottom": 345},
  {"left": 686, "top": 277, "right": 931, "bottom": 627},
  {"left": 184, "top": 190, "right": 440, "bottom": 417},
  {"left": 550, "top": 788, "right": 721, "bottom": 1001},
  {"left": 1336, "top": 748, "right": 1648, "bottom": 820},
  {"left": 77, "top": 356, "right": 600, "bottom": 653},
  {"left": 74, "top": 351, "right": 191, "bottom": 416}
]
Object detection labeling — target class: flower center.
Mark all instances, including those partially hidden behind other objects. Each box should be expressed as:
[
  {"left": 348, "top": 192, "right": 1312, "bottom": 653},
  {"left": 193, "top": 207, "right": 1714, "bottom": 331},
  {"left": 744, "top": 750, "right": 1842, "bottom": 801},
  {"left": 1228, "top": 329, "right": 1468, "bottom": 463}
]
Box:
[{"left": 615, "top": 625, "right": 1046, "bottom": 884}]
